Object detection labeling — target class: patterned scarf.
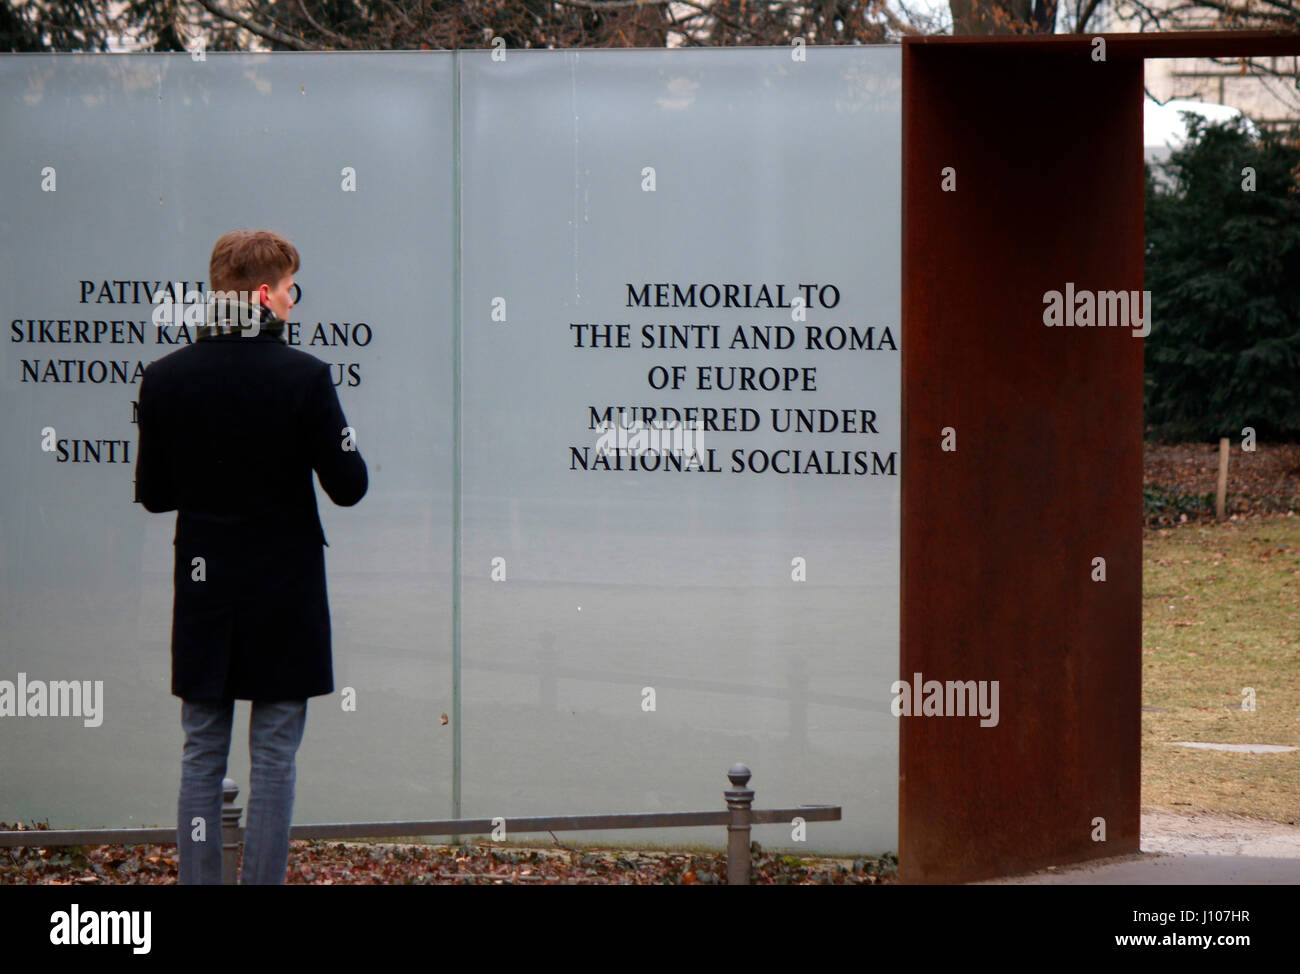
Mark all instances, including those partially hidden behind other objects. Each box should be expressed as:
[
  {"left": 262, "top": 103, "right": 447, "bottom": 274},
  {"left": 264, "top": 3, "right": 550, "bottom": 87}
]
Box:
[{"left": 195, "top": 295, "right": 288, "bottom": 342}]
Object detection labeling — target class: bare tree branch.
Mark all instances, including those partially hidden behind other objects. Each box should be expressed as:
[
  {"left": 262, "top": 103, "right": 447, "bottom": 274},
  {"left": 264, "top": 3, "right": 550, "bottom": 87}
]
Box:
[
  {"left": 295, "top": 0, "right": 354, "bottom": 48},
  {"left": 550, "top": 0, "right": 673, "bottom": 8},
  {"left": 1075, "top": 0, "right": 1104, "bottom": 32},
  {"left": 192, "top": 0, "right": 313, "bottom": 49},
  {"left": 377, "top": 0, "right": 414, "bottom": 28}
]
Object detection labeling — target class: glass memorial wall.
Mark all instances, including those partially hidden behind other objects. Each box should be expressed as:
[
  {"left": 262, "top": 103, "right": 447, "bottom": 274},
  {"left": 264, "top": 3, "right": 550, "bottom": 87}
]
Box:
[
  {"left": 0, "top": 47, "right": 899, "bottom": 854},
  {"left": 0, "top": 53, "right": 457, "bottom": 827}
]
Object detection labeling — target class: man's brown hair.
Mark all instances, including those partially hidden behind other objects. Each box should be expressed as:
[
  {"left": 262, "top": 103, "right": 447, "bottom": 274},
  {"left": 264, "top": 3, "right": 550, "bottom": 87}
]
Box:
[{"left": 209, "top": 229, "right": 300, "bottom": 295}]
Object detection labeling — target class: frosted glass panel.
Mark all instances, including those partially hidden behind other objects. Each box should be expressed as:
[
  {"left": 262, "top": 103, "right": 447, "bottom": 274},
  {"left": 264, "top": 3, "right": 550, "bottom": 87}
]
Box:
[
  {"left": 0, "top": 53, "right": 456, "bottom": 827},
  {"left": 459, "top": 47, "right": 900, "bottom": 854},
  {"left": 0, "top": 48, "right": 899, "bottom": 856}
]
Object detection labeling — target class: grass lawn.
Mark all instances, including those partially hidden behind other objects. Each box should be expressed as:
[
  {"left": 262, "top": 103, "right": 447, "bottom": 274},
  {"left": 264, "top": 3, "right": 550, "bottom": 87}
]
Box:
[{"left": 1143, "top": 513, "right": 1300, "bottom": 824}]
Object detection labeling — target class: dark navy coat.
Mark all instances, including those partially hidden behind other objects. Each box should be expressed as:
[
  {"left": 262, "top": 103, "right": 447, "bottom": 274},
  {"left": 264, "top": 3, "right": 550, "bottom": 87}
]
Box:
[{"left": 134, "top": 326, "right": 367, "bottom": 700}]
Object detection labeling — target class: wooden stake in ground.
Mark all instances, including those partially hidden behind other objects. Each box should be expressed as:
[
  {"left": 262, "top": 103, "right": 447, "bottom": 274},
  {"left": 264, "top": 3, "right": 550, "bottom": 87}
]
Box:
[{"left": 1216, "top": 437, "right": 1230, "bottom": 521}]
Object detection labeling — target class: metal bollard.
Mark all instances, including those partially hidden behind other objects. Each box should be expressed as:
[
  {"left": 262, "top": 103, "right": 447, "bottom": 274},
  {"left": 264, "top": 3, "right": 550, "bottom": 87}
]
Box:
[
  {"left": 725, "top": 763, "right": 754, "bottom": 886},
  {"left": 221, "top": 778, "right": 243, "bottom": 886}
]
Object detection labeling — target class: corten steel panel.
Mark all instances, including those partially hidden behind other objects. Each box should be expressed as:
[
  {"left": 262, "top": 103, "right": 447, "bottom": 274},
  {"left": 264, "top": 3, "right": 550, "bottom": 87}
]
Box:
[
  {"left": 905, "top": 29, "right": 1300, "bottom": 59},
  {"left": 900, "top": 47, "right": 1145, "bottom": 884}
]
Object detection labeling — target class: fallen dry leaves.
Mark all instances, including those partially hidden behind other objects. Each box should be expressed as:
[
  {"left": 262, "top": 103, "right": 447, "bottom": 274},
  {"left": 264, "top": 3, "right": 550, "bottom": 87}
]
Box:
[
  {"left": 1, "top": 823, "right": 895, "bottom": 885},
  {"left": 1144, "top": 442, "right": 1300, "bottom": 526}
]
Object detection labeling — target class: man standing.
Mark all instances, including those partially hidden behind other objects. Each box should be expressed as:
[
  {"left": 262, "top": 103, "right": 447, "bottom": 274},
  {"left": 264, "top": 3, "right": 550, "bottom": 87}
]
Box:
[{"left": 135, "top": 230, "right": 368, "bottom": 884}]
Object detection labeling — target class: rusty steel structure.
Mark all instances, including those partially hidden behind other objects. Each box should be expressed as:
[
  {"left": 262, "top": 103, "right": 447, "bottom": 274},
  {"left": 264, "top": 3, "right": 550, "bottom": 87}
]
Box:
[{"left": 900, "top": 30, "right": 1300, "bottom": 884}]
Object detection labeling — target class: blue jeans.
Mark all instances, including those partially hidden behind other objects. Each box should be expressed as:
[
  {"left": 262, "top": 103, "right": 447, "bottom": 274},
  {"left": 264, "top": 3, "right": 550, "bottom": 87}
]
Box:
[{"left": 177, "top": 698, "right": 308, "bottom": 885}]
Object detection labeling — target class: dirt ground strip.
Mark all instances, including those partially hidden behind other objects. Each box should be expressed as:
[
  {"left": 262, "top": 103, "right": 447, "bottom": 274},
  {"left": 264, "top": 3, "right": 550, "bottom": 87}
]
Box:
[
  {"left": 1144, "top": 442, "right": 1300, "bottom": 524},
  {"left": 0, "top": 830, "right": 898, "bottom": 885},
  {"left": 7, "top": 814, "right": 1298, "bottom": 884}
]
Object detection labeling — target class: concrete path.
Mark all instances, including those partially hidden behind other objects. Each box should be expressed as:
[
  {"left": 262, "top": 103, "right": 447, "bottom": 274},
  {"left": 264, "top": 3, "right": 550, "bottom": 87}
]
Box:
[
  {"left": 976, "top": 811, "right": 1300, "bottom": 884},
  {"left": 978, "top": 853, "right": 1300, "bottom": 884}
]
